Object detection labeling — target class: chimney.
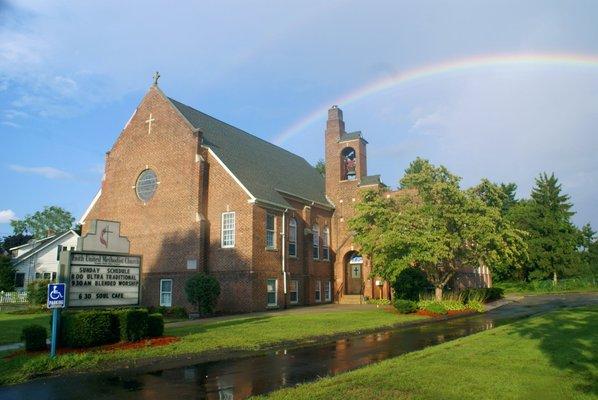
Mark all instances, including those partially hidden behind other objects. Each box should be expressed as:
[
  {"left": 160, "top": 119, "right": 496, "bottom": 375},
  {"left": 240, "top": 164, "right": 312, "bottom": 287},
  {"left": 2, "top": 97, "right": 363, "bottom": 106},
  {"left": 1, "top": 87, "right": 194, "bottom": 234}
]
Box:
[{"left": 326, "top": 105, "right": 345, "bottom": 139}]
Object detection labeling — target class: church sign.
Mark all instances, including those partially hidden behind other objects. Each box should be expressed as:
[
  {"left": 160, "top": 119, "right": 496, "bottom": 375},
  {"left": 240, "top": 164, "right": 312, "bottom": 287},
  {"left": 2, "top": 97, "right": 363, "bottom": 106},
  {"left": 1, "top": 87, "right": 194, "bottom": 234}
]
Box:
[
  {"left": 64, "top": 219, "right": 141, "bottom": 307},
  {"left": 67, "top": 252, "right": 141, "bottom": 307}
]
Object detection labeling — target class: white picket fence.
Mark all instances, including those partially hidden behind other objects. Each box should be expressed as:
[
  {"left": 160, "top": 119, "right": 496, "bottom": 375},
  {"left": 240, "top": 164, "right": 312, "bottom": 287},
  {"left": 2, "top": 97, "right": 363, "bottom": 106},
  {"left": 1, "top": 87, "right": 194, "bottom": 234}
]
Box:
[{"left": 0, "top": 291, "right": 28, "bottom": 304}]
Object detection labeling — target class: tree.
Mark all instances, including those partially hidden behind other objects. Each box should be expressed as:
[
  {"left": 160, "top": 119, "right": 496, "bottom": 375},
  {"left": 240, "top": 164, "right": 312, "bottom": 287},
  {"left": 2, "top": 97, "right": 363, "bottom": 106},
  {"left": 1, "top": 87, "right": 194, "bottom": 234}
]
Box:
[
  {"left": 0, "top": 255, "right": 16, "bottom": 291},
  {"left": 1, "top": 233, "right": 34, "bottom": 253},
  {"left": 509, "top": 173, "right": 580, "bottom": 283},
  {"left": 185, "top": 273, "right": 221, "bottom": 315},
  {"left": 349, "top": 158, "right": 527, "bottom": 300},
  {"left": 578, "top": 223, "right": 596, "bottom": 277},
  {"left": 10, "top": 206, "right": 74, "bottom": 238},
  {"left": 469, "top": 179, "right": 518, "bottom": 215},
  {"left": 315, "top": 159, "right": 325, "bottom": 176},
  {"left": 469, "top": 180, "right": 526, "bottom": 281}
]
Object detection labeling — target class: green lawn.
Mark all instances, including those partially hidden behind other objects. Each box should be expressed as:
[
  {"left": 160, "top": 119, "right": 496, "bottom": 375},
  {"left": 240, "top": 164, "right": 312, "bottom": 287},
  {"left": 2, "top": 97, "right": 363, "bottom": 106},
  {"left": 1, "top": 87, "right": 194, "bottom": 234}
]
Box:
[
  {"left": 496, "top": 278, "right": 597, "bottom": 296},
  {"left": 0, "top": 312, "right": 51, "bottom": 345},
  {"left": 0, "top": 308, "right": 424, "bottom": 386},
  {"left": 256, "top": 307, "right": 597, "bottom": 400}
]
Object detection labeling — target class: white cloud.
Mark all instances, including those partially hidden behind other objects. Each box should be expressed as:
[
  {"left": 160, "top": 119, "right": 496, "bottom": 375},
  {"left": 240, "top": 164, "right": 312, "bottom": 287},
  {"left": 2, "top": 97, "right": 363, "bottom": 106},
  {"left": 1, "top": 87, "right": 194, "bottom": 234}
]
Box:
[
  {"left": 1, "top": 121, "right": 20, "bottom": 128},
  {"left": 0, "top": 209, "right": 17, "bottom": 223},
  {"left": 9, "top": 164, "right": 72, "bottom": 180},
  {"left": 410, "top": 108, "right": 447, "bottom": 134}
]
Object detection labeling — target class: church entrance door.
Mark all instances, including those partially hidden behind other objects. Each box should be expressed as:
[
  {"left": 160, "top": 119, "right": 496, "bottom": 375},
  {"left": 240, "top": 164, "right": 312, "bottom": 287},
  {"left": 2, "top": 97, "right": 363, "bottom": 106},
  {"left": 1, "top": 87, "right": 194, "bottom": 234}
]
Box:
[{"left": 345, "top": 253, "right": 363, "bottom": 295}]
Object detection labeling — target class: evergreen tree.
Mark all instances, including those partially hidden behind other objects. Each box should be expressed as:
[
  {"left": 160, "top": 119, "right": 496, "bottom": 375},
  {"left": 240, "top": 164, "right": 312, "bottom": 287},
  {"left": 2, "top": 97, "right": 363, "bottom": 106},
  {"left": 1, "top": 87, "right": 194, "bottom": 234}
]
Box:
[
  {"left": 514, "top": 173, "right": 580, "bottom": 283},
  {"left": 579, "top": 223, "right": 597, "bottom": 277}
]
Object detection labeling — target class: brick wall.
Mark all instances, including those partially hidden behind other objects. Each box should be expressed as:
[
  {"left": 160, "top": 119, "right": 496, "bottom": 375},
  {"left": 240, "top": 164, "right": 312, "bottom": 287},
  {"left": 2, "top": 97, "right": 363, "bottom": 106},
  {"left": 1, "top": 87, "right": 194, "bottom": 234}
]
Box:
[{"left": 83, "top": 86, "right": 204, "bottom": 309}]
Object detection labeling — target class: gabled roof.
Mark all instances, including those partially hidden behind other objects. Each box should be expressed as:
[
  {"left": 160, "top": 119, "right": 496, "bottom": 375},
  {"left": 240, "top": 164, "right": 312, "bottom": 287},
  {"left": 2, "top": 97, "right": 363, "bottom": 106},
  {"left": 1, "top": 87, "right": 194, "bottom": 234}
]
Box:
[
  {"left": 168, "top": 97, "right": 332, "bottom": 210},
  {"left": 10, "top": 235, "right": 56, "bottom": 252},
  {"left": 12, "top": 230, "right": 79, "bottom": 265},
  {"left": 359, "top": 174, "right": 382, "bottom": 187}
]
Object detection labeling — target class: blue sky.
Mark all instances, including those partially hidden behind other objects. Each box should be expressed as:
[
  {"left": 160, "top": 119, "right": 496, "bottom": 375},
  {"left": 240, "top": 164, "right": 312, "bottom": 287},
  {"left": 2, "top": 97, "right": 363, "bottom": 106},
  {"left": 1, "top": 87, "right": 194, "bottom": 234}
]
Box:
[{"left": 1, "top": 0, "right": 598, "bottom": 236}]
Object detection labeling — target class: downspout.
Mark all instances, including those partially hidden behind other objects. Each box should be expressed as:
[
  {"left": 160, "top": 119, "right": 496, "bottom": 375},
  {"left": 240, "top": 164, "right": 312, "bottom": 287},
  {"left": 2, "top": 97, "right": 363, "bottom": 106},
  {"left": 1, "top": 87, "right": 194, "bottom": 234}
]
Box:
[{"left": 282, "top": 209, "right": 288, "bottom": 308}]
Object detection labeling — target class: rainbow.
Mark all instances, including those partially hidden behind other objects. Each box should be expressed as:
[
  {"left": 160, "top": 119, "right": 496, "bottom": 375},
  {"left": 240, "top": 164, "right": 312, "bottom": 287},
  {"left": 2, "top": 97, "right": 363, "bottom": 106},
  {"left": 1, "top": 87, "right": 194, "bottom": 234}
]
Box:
[{"left": 272, "top": 52, "right": 598, "bottom": 145}]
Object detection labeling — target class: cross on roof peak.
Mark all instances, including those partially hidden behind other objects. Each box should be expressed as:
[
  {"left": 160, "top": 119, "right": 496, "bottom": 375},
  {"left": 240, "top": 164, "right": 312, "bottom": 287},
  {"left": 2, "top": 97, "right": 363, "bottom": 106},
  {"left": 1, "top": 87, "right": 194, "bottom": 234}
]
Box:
[{"left": 152, "top": 71, "right": 160, "bottom": 86}]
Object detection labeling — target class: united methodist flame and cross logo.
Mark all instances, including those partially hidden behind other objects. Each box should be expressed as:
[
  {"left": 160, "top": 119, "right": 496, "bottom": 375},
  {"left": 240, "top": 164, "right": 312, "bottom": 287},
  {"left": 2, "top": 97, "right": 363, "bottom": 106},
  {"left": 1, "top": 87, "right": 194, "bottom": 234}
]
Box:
[
  {"left": 99, "top": 225, "right": 114, "bottom": 248},
  {"left": 80, "top": 220, "right": 130, "bottom": 253}
]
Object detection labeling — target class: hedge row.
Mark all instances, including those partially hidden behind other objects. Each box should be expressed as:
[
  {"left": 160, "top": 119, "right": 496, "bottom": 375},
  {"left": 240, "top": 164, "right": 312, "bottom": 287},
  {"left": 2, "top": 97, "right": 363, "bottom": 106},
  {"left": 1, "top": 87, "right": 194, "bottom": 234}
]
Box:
[{"left": 58, "top": 308, "right": 164, "bottom": 348}]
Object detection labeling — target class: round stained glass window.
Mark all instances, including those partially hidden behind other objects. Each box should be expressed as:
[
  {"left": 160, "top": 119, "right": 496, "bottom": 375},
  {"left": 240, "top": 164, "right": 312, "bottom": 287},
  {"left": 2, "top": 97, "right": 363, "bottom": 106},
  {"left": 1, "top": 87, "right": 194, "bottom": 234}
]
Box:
[{"left": 136, "top": 169, "right": 158, "bottom": 202}]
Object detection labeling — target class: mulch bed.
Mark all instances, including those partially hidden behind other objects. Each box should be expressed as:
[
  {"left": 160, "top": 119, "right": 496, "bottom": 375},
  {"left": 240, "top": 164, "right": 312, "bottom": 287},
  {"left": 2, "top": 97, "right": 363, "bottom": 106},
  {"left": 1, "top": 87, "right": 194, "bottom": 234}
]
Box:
[{"left": 3, "top": 336, "right": 179, "bottom": 360}]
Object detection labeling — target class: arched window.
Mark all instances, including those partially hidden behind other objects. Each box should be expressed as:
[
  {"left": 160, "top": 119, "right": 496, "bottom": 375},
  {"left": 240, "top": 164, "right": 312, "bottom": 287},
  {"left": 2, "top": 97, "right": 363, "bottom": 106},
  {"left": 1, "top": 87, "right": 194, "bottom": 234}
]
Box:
[
  {"left": 288, "top": 218, "right": 297, "bottom": 257},
  {"left": 312, "top": 224, "right": 320, "bottom": 260},
  {"left": 341, "top": 147, "right": 357, "bottom": 181},
  {"left": 322, "top": 226, "right": 330, "bottom": 260}
]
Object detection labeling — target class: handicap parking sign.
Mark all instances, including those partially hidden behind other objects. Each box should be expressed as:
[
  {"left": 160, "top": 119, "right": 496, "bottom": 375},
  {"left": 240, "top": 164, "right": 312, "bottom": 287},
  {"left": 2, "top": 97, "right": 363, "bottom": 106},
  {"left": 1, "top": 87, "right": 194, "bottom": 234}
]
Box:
[{"left": 47, "top": 283, "right": 66, "bottom": 309}]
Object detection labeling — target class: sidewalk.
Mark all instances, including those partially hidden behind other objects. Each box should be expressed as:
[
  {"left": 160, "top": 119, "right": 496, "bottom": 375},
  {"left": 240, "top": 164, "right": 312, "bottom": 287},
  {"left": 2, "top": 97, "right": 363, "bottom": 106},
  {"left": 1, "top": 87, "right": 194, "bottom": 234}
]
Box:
[{"left": 166, "top": 303, "right": 381, "bottom": 328}]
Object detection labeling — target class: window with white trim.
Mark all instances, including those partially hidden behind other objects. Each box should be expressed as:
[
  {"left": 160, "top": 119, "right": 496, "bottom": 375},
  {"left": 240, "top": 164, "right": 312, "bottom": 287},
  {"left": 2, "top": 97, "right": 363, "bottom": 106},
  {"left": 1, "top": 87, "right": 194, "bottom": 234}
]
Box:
[
  {"left": 322, "top": 226, "right": 330, "bottom": 260},
  {"left": 288, "top": 218, "right": 297, "bottom": 257},
  {"left": 221, "top": 212, "right": 235, "bottom": 248},
  {"left": 289, "top": 280, "right": 299, "bottom": 304},
  {"left": 267, "top": 279, "right": 277, "bottom": 306},
  {"left": 266, "top": 213, "right": 276, "bottom": 249},
  {"left": 312, "top": 224, "right": 319, "bottom": 259},
  {"left": 160, "top": 279, "right": 173, "bottom": 307},
  {"left": 315, "top": 280, "right": 321, "bottom": 302},
  {"left": 324, "top": 281, "right": 331, "bottom": 301}
]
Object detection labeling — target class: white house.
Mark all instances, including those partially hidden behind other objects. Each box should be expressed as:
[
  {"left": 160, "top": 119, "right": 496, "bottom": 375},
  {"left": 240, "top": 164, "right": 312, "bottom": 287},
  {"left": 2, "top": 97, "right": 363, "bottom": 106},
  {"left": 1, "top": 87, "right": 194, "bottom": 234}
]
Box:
[{"left": 11, "top": 230, "right": 79, "bottom": 291}]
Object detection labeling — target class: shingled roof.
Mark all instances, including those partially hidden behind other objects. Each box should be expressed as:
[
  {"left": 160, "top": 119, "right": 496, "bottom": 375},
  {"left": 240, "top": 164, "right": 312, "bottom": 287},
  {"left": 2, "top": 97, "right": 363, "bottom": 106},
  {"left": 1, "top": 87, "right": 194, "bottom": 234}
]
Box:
[{"left": 168, "top": 97, "right": 332, "bottom": 210}]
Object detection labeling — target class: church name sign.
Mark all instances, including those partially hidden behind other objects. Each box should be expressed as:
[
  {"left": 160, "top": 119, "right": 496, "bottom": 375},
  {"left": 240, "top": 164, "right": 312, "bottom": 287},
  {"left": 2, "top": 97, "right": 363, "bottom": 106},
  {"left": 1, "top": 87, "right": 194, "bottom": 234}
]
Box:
[{"left": 67, "top": 252, "right": 141, "bottom": 307}]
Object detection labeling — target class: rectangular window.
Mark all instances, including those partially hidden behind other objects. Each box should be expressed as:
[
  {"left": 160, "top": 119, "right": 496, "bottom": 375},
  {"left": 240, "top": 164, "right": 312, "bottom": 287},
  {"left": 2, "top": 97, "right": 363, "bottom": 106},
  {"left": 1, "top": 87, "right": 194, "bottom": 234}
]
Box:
[
  {"left": 289, "top": 280, "right": 299, "bottom": 304},
  {"left": 288, "top": 218, "right": 297, "bottom": 257},
  {"left": 160, "top": 279, "right": 173, "bottom": 307},
  {"left": 322, "top": 227, "right": 330, "bottom": 260},
  {"left": 15, "top": 273, "right": 25, "bottom": 288},
  {"left": 267, "top": 279, "right": 277, "bottom": 306},
  {"left": 312, "top": 225, "right": 319, "bottom": 260},
  {"left": 35, "top": 272, "right": 41, "bottom": 279},
  {"left": 43, "top": 272, "right": 51, "bottom": 280},
  {"left": 324, "top": 281, "right": 331, "bottom": 301},
  {"left": 315, "top": 280, "right": 321, "bottom": 302},
  {"left": 221, "top": 212, "right": 236, "bottom": 248},
  {"left": 51, "top": 272, "right": 57, "bottom": 282},
  {"left": 266, "top": 213, "right": 276, "bottom": 249}
]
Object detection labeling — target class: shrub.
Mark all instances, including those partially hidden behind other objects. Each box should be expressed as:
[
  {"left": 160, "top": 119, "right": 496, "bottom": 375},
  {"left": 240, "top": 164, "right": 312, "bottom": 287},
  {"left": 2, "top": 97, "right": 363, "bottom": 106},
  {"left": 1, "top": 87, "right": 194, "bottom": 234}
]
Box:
[
  {"left": 185, "top": 273, "right": 221, "bottom": 316},
  {"left": 21, "top": 324, "right": 47, "bottom": 351},
  {"left": 116, "top": 308, "right": 149, "bottom": 342},
  {"left": 460, "top": 287, "right": 504, "bottom": 303},
  {"left": 0, "top": 255, "right": 16, "bottom": 291},
  {"left": 27, "top": 279, "right": 51, "bottom": 306},
  {"left": 157, "top": 305, "right": 188, "bottom": 319},
  {"left": 441, "top": 299, "right": 467, "bottom": 311},
  {"left": 392, "top": 267, "right": 431, "bottom": 301},
  {"left": 61, "top": 310, "right": 119, "bottom": 348},
  {"left": 422, "top": 302, "right": 447, "bottom": 315},
  {"left": 393, "top": 299, "right": 417, "bottom": 314},
  {"left": 366, "top": 298, "right": 391, "bottom": 305},
  {"left": 147, "top": 313, "right": 164, "bottom": 337},
  {"left": 467, "top": 299, "right": 485, "bottom": 313}
]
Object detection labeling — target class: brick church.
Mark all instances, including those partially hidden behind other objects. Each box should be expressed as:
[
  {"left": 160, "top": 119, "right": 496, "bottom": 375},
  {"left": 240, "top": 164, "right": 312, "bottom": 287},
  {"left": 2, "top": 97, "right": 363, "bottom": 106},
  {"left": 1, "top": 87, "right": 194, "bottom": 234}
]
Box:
[{"left": 81, "top": 78, "right": 490, "bottom": 313}]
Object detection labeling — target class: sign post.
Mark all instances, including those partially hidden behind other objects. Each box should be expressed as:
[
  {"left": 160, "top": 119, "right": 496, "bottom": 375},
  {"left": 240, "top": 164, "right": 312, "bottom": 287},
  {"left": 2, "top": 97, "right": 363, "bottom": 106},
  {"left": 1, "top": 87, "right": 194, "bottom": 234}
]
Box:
[{"left": 47, "top": 283, "right": 66, "bottom": 358}]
